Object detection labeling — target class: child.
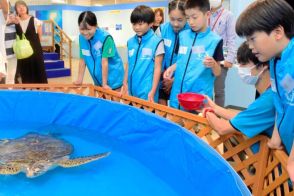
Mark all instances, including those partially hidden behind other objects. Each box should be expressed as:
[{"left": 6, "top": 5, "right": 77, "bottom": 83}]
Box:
[
  {"left": 156, "top": 0, "right": 189, "bottom": 105},
  {"left": 122, "top": 5, "right": 164, "bottom": 102},
  {"left": 164, "top": 0, "right": 223, "bottom": 110},
  {"left": 204, "top": 42, "right": 275, "bottom": 149},
  {"left": 235, "top": 0, "right": 294, "bottom": 182},
  {"left": 209, "top": 0, "right": 237, "bottom": 107},
  {"left": 75, "top": 11, "right": 124, "bottom": 91}
]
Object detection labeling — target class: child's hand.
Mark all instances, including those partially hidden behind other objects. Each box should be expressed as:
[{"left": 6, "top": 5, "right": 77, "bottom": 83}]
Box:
[
  {"left": 203, "top": 56, "right": 218, "bottom": 68},
  {"left": 287, "top": 160, "right": 294, "bottom": 184},
  {"left": 120, "top": 83, "right": 128, "bottom": 95},
  {"left": 223, "top": 61, "right": 233, "bottom": 68},
  {"left": 163, "top": 66, "right": 174, "bottom": 79},
  {"left": 102, "top": 84, "right": 112, "bottom": 90},
  {"left": 148, "top": 91, "right": 155, "bottom": 103},
  {"left": 267, "top": 139, "right": 283, "bottom": 150},
  {"left": 203, "top": 95, "right": 216, "bottom": 110},
  {"left": 73, "top": 79, "right": 82, "bottom": 85},
  {"left": 162, "top": 78, "right": 174, "bottom": 94}
]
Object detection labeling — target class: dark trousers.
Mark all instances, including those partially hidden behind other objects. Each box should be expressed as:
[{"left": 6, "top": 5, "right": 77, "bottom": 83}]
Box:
[{"left": 214, "top": 66, "right": 228, "bottom": 107}]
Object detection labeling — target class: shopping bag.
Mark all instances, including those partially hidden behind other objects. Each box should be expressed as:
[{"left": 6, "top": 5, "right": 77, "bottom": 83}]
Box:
[{"left": 13, "top": 34, "right": 33, "bottom": 59}]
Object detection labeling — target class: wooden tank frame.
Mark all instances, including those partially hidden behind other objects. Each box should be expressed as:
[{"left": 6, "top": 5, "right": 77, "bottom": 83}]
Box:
[{"left": 0, "top": 84, "right": 292, "bottom": 196}]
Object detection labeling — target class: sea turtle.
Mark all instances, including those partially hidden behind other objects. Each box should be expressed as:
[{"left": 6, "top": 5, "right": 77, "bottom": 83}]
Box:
[{"left": 0, "top": 132, "right": 110, "bottom": 178}]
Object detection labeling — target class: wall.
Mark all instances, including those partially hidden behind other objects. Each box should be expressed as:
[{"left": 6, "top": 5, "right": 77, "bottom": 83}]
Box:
[
  {"left": 30, "top": 0, "right": 258, "bottom": 108},
  {"left": 224, "top": 0, "right": 256, "bottom": 108}
]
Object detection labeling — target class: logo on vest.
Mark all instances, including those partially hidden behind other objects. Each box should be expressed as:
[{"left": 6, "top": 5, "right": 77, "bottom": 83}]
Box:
[
  {"left": 129, "top": 49, "right": 135, "bottom": 57},
  {"left": 164, "top": 39, "right": 172, "bottom": 47},
  {"left": 281, "top": 74, "right": 294, "bottom": 104},
  {"left": 141, "top": 48, "right": 152, "bottom": 59},
  {"left": 81, "top": 49, "right": 91, "bottom": 56},
  {"left": 179, "top": 46, "right": 188, "bottom": 55}
]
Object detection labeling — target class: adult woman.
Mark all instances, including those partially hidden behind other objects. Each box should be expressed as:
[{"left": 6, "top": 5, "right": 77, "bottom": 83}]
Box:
[
  {"left": 152, "top": 8, "right": 164, "bottom": 32},
  {"left": 14, "top": 0, "right": 47, "bottom": 83},
  {"left": 75, "top": 11, "right": 124, "bottom": 91}
]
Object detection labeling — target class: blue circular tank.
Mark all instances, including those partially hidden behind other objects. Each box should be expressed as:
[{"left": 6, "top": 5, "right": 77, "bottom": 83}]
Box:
[{"left": 0, "top": 90, "right": 250, "bottom": 196}]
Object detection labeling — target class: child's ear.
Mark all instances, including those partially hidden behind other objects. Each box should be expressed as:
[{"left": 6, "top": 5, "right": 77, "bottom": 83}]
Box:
[{"left": 273, "top": 25, "right": 286, "bottom": 41}]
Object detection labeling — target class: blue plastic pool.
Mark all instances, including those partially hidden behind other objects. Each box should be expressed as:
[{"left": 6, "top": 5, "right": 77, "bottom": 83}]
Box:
[{"left": 0, "top": 91, "right": 250, "bottom": 196}]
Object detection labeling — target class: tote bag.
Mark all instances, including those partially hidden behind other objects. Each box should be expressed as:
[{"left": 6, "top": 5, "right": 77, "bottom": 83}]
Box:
[{"left": 13, "top": 34, "right": 33, "bottom": 59}]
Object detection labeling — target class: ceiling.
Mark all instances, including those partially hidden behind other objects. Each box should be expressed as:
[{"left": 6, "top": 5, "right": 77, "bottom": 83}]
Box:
[{"left": 10, "top": 0, "right": 164, "bottom": 6}]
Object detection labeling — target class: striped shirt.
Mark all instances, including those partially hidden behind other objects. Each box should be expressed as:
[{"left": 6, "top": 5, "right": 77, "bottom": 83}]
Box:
[
  {"left": 209, "top": 6, "right": 237, "bottom": 64},
  {"left": 5, "top": 23, "right": 16, "bottom": 59}
]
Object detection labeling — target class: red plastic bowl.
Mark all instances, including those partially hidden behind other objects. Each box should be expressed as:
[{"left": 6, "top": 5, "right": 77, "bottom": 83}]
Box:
[{"left": 177, "top": 93, "right": 206, "bottom": 111}]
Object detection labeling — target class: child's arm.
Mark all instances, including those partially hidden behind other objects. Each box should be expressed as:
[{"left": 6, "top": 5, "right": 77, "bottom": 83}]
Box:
[
  {"left": 74, "top": 58, "right": 86, "bottom": 85},
  {"left": 148, "top": 54, "right": 163, "bottom": 102},
  {"left": 287, "top": 142, "right": 294, "bottom": 183},
  {"left": 203, "top": 57, "right": 221, "bottom": 76},
  {"left": 205, "top": 112, "right": 239, "bottom": 135},
  {"left": 267, "top": 126, "right": 283, "bottom": 150},
  {"left": 101, "top": 36, "right": 116, "bottom": 90},
  {"left": 121, "top": 63, "right": 129, "bottom": 95},
  {"left": 203, "top": 96, "right": 239, "bottom": 120},
  {"left": 101, "top": 58, "right": 111, "bottom": 90},
  {"left": 163, "top": 63, "right": 176, "bottom": 79}
]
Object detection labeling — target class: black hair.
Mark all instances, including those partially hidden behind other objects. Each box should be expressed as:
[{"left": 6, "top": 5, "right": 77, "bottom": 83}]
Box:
[
  {"left": 236, "top": 0, "right": 294, "bottom": 39},
  {"left": 130, "top": 5, "right": 155, "bottom": 24},
  {"left": 78, "top": 11, "right": 98, "bottom": 29},
  {"left": 185, "top": 0, "right": 210, "bottom": 12},
  {"left": 15, "top": 0, "right": 29, "bottom": 15},
  {"left": 237, "top": 42, "right": 264, "bottom": 68},
  {"left": 168, "top": 0, "right": 186, "bottom": 14}
]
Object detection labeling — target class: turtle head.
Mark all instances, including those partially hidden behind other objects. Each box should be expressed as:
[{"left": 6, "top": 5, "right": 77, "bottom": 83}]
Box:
[{"left": 26, "top": 161, "right": 51, "bottom": 178}]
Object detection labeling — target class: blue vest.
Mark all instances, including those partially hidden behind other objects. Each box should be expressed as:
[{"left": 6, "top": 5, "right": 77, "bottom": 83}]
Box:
[
  {"left": 170, "top": 28, "right": 221, "bottom": 109},
  {"left": 269, "top": 38, "right": 294, "bottom": 155},
  {"left": 159, "top": 22, "right": 189, "bottom": 69},
  {"left": 79, "top": 28, "right": 124, "bottom": 89},
  {"left": 127, "top": 29, "right": 163, "bottom": 101}
]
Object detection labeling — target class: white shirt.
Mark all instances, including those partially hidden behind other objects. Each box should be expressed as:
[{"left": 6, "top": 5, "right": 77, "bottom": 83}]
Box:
[
  {"left": 0, "top": 9, "right": 7, "bottom": 74},
  {"left": 19, "top": 16, "right": 42, "bottom": 33}
]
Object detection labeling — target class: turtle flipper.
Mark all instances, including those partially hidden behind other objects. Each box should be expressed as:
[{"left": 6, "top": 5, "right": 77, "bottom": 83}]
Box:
[
  {"left": 58, "top": 152, "right": 110, "bottom": 168},
  {"left": 0, "top": 164, "right": 21, "bottom": 175}
]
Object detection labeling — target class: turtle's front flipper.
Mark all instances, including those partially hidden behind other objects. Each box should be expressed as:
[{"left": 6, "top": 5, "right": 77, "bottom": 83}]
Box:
[
  {"left": 0, "top": 164, "right": 21, "bottom": 175},
  {"left": 58, "top": 152, "right": 110, "bottom": 168}
]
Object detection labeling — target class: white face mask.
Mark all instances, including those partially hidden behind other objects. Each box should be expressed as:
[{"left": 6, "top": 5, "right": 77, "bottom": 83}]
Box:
[
  {"left": 210, "top": 0, "right": 222, "bottom": 9},
  {"left": 237, "top": 65, "right": 266, "bottom": 85}
]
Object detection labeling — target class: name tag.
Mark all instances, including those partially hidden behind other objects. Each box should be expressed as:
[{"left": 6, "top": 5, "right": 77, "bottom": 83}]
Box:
[
  {"left": 192, "top": 45, "right": 206, "bottom": 54},
  {"left": 142, "top": 48, "right": 152, "bottom": 57},
  {"left": 179, "top": 46, "right": 188, "bottom": 54},
  {"left": 93, "top": 41, "right": 102, "bottom": 51},
  {"left": 129, "top": 49, "right": 135, "bottom": 57},
  {"left": 270, "top": 78, "right": 277, "bottom": 92},
  {"left": 281, "top": 74, "right": 294, "bottom": 93},
  {"left": 164, "top": 39, "right": 172, "bottom": 47},
  {"left": 81, "top": 49, "right": 91, "bottom": 56}
]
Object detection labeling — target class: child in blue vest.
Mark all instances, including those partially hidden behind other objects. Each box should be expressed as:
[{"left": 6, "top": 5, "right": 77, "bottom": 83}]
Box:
[
  {"left": 204, "top": 42, "right": 274, "bottom": 154},
  {"left": 235, "top": 0, "right": 294, "bottom": 183},
  {"left": 122, "top": 5, "right": 164, "bottom": 102},
  {"left": 155, "top": 0, "right": 189, "bottom": 106},
  {"left": 164, "top": 0, "right": 224, "bottom": 110},
  {"left": 75, "top": 11, "right": 124, "bottom": 91}
]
